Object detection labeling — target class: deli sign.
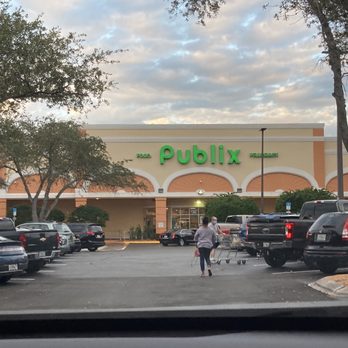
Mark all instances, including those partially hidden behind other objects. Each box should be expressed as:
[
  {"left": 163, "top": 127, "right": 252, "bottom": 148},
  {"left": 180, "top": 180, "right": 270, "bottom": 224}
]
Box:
[{"left": 160, "top": 144, "right": 240, "bottom": 165}]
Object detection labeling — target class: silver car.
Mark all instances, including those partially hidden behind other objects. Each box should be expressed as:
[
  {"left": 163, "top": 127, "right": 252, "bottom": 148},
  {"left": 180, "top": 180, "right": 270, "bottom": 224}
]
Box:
[{"left": 17, "top": 222, "right": 75, "bottom": 256}]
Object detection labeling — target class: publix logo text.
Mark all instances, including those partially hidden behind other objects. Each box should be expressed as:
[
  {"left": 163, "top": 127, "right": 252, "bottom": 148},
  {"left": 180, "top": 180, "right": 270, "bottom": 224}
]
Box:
[{"left": 160, "top": 145, "right": 240, "bottom": 165}]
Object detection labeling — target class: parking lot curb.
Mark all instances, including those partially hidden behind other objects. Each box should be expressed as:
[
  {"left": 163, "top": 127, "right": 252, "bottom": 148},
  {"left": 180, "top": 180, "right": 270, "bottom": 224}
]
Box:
[{"left": 309, "top": 275, "right": 348, "bottom": 298}]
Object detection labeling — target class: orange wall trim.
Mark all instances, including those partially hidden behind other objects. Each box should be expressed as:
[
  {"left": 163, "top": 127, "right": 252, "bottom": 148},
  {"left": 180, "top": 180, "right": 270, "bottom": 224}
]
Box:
[
  {"left": 247, "top": 173, "right": 311, "bottom": 192},
  {"left": 313, "top": 128, "right": 325, "bottom": 188},
  {"left": 327, "top": 174, "right": 348, "bottom": 192},
  {"left": 168, "top": 173, "right": 233, "bottom": 192}
]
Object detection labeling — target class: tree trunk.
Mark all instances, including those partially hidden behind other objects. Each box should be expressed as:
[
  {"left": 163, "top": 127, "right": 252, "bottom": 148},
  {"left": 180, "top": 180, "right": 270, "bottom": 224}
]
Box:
[
  {"left": 309, "top": 0, "right": 348, "bottom": 151},
  {"left": 31, "top": 197, "right": 39, "bottom": 222}
]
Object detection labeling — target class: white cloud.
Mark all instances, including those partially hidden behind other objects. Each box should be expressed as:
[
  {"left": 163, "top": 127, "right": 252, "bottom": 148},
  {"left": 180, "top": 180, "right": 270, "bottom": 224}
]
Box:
[{"left": 15, "top": 0, "right": 342, "bottom": 136}]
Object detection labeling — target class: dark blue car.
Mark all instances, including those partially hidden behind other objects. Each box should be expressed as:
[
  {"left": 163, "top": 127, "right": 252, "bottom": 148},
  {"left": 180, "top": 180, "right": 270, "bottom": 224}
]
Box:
[{"left": 0, "top": 236, "right": 28, "bottom": 284}]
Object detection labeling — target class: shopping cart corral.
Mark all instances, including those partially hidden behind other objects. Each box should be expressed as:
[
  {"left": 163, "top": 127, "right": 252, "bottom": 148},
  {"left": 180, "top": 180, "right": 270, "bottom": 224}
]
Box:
[{"left": 215, "top": 233, "right": 247, "bottom": 265}]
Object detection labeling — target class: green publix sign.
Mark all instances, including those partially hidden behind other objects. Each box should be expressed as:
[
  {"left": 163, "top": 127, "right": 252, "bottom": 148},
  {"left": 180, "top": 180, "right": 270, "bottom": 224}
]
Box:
[
  {"left": 136, "top": 145, "right": 279, "bottom": 165},
  {"left": 160, "top": 145, "right": 240, "bottom": 165}
]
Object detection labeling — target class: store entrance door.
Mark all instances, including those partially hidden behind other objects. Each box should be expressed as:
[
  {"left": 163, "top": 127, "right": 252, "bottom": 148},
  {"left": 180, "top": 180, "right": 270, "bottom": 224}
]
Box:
[{"left": 170, "top": 207, "right": 204, "bottom": 229}]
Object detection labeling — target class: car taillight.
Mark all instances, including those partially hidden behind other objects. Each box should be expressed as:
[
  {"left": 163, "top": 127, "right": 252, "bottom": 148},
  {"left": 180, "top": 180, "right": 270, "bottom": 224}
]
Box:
[
  {"left": 55, "top": 232, "right": 60, "bottom": 248},
  {"left": 221, "top": 228, "right": 229, "bottom": 235},
  {"left": 245, "top": 225, "right": 249, "bottom": 241},
  {"left": 87, "top": 230, "right": 95, "bottom": 236},
  {"left": 285, "top": 222, "right": 294, "bottom": 240},
  {"left": 19, "top": 233, "right": 27, "bottom": 249},
  {"left": 342, "top": 219, "right": 348, "bottom": 241},
  {"left": 171, "top": 232, "right": 176, "bottom": 239}
]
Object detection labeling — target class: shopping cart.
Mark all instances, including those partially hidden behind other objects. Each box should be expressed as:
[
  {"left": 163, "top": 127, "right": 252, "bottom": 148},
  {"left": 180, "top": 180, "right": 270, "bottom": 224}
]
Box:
[{"left": 215, "top": 232, "right": 247, "bottom": 265}]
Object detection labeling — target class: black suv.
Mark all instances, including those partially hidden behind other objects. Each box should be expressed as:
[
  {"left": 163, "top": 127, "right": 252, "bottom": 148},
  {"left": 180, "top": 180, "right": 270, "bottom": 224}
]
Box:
[
  {"left": 67, "top": 223, "right": 105, "bottom": 252},
  {"left": 304, "top": 212, "right": 348, "bottom": 274}
]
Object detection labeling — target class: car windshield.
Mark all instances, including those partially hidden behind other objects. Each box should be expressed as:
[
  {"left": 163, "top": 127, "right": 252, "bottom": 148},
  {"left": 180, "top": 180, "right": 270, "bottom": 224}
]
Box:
[
  {"left": 1, "top": 0, "right": 348, "bottom": 331},
  {"left": 68, "top": 225, "right": 85, "bottom": 232}
]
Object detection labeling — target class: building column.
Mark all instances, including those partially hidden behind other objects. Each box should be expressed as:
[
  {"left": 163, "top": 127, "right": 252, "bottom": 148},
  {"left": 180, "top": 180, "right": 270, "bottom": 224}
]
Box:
[
  {"left": 75, "top": 198, "right": 87, "bottom": 207},
  {"left": 313, "top": 128, "right": 325, "bottom": 188},
  {"left": 155, "top": 197, "right": 167, "bottom": 235},
  {"left": 0, "top": 198, "right": 7, "bottom": 217}
]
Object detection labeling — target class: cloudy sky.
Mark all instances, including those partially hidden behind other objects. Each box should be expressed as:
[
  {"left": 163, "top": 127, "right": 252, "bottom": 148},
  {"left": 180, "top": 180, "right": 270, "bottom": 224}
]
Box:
[{"left": 14, "top": 0, "right": 340, "bottom": 134}]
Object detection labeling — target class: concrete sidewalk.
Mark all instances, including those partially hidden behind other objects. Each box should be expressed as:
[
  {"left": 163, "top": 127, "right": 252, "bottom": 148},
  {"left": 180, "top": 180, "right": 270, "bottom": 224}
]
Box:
[{"left": 309, "top": 274, "right": 348, "bottom": 298}]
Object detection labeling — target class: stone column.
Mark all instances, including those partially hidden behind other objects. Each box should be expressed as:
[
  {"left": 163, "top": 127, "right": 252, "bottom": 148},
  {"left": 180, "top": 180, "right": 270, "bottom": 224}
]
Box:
[
  {"left": 75, "top": 198, "right": 87, "bottom": 207},
  {"left": 155, "top": 197, "right": 167, "bottom": 235},
  {"left": 0, "top": 198, "right": 7, "bottom": 217}
]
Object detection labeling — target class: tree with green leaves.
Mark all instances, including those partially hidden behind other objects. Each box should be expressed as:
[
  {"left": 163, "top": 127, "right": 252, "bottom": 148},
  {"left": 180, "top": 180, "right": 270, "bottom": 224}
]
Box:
[
  {"left": 205, "top": 193, "right": 260, "bottom": 221},
  {"left": 275, "top": 1, "right": 347, "bottom": 150},
  {"left": 6, "top": 204, "right": 65, "bottom": 225},
  {"left": 168, "top": 1, "right": 347, "bottom": 148},
  {"left": 275, "top": 187, "right": 336, "bottom": 213},
  {"left": 0, "top": 0, "right": 120, "bottom": 115},
  {"left": 0, "top": 116, "right": 141, "bottom": 222},
  {"left": 68, "top": 205, "right": 109, "bottom": 227}
]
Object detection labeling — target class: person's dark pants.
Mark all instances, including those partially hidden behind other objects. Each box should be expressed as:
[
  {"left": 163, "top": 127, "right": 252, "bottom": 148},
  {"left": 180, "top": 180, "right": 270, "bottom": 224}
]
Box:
[{"left": 198, "top": 247, "right": 211, "bottom": 272}]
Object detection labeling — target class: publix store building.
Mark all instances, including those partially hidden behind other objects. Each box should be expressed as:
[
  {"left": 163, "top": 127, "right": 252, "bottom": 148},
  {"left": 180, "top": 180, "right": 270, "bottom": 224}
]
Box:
[{"left": 0, "top": 123, "right": 346, "bottom": 238}]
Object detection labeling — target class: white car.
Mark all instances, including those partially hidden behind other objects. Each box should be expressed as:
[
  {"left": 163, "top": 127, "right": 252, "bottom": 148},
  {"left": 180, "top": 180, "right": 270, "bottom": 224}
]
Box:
[{"left": 17, "top": 222, "right": 75, "bottom": 256}]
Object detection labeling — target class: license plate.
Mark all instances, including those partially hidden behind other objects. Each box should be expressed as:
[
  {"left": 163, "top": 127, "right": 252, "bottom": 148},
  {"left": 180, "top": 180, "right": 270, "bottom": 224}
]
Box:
[
  {"left": 263, "top": 242, "right": 270, "bottom": 247},
  {"left": 316, "top": 234, "right": 327, "bottom": 242},
  {"left": 8, "top": 264, "right": 18, "bottom": 271},
  {"left": 39, "top": 251, "right": 46, "bottom": 257},
  {"left": 163, "top": 236, "right": 168, "bottom": 239},
  {"left": 96, "top": 235, "right": 102, "bottom": 239}
]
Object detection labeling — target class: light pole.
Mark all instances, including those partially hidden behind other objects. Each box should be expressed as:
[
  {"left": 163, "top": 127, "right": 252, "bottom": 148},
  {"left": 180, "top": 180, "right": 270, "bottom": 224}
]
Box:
[
  {"left": 337, "top": 122, "right": 344, "bottom": 198},
  {"left": 260, "top": 128, "right": 267, "bottom": 213}
]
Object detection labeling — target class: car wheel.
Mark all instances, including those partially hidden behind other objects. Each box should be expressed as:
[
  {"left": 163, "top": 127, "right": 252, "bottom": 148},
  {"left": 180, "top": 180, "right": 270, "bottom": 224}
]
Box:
[
  {"left": 318, "top": 260, "right": 338, "bottom": 275},
  {"left": 26, "top": 261, "right": 42, "bottom": 274},
  {"left": 303, "top": 256, "right": 316, "bottom": 269},
  {"left": 264, "top": 251, "right": 287, "bottom": 268},
  {"left": 178, "top": 238, "right": 185, "bottom": 247},
  {"left": 75, "top": 247, "right": 82, "bottom": 252},
  {"left": 246, "top": 247, "right": 258, "bottom": 257},
  {"left": 161, "top": 242, "right": 168, "bottom": 246},
  {"left": 88, "top": 247, "right": 98, "bottom": 252},
  {"left": 0, "top": 276, "right": 11, "bottom": 284}
]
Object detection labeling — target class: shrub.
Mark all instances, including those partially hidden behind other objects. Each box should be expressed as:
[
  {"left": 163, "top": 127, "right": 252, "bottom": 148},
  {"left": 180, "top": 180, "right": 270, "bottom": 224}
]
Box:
[
  {"left": 275, "top": 187, "right": 336, "bottom": 213},
  {"left": 205, "top": 193, "right": 260, "bottom": 221},
  {"left": 68, "top": 205, "right": 109, "bottom": 226}
]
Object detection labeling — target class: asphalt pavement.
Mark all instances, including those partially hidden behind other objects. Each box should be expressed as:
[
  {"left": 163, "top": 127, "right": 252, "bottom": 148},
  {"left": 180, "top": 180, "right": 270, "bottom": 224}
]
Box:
[{"left": 0, "top": 244, "right": 342, "bottom": 311}]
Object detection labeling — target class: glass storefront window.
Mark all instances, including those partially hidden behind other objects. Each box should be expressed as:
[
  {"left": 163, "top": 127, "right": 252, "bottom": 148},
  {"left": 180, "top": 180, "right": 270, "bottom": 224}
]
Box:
[
  {"left": 170, "top": 207, "right": 204, "bottom": 229},
  {"left": 190, "top": 208, "right": 198, "bottom": 215}
]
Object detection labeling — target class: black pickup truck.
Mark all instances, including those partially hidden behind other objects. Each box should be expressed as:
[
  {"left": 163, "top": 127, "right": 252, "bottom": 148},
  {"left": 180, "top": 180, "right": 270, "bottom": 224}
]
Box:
[
  {"left": 0, "top": 218, "right": 60, "bottom": 273},
  {"left": 246, "top": 200, "right": 348, "bottom": 268}
]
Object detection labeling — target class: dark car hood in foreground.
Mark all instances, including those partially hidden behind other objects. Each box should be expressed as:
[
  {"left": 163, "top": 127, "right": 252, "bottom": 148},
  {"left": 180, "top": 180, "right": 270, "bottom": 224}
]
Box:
[
  {"left": 2, "top": 301, "right": 348, "bottom": 320},
  {"left": 2, "top": 301, "right": 348, "bottom": 336}
]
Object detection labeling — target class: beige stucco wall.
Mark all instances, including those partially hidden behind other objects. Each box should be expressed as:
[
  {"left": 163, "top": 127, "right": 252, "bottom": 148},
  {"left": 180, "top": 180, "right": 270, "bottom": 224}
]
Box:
[
  {"left": 5, "top": 123, "right": 345, "bottom": 236},
  {"left": 86, "top": 124, "right": 321, "bottom": 192}
]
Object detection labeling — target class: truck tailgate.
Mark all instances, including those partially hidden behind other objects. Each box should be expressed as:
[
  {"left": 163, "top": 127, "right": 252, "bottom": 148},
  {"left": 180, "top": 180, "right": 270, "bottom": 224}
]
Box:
[
  {"left": 2, "top": 229, "right": 58, "bottom": 253},
  {"left": 247, "top": 216, "right": 286, "bottom": 243}
]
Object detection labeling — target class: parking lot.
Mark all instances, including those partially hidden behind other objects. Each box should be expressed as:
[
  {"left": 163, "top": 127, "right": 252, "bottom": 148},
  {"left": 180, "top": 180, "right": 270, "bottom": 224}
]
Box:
[{"left": 0, "top": 244, "right": 341, "bottom": 311}]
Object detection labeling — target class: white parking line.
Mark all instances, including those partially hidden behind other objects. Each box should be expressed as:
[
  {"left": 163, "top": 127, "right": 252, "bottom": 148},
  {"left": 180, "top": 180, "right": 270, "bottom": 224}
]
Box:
[
  {"left": 11, "top": 278, "right": 35, "bottom": 281},
  {"left": 49, "top": 263, "right": 67, "bottom": 266},
  {"left": 39, "top": 270, "right": 56, "bottom": 273},
  {"left": 272, "top": 270, "right": 318, "bottom": 275},
  {"left": 253, "top": 264, "right": 266, "bottom": 267}
]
